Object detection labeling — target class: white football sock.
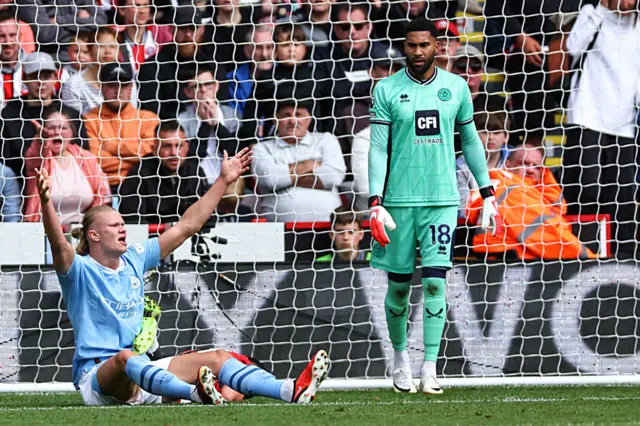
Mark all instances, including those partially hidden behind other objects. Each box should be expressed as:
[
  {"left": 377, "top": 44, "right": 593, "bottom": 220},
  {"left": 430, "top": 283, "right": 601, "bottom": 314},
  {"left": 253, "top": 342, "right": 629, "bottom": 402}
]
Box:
[
  {"left": 280, "top": 379, "right": 294, "bottom": 402},
  {"left": 394, "top": 350, "right": 410, "bottom": 370},
  {"left": 422, "top": 360, "right": 437, "bottom": 377}
]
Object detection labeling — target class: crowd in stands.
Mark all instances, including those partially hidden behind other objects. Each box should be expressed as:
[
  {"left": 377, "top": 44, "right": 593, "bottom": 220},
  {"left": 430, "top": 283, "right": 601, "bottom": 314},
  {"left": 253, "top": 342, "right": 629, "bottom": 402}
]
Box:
[{"left": 0, "top": 0, "right": 638, "bottom": 261}]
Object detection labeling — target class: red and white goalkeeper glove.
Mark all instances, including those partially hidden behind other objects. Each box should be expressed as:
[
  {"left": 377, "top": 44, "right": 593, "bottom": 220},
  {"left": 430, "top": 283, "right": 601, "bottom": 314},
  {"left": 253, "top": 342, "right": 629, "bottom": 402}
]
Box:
[
  {"left": 369, "top": 196, "right": 396, "bottom": 247},
  {"left": 479, "top": 186, "right": 504, "bottom": 237}
]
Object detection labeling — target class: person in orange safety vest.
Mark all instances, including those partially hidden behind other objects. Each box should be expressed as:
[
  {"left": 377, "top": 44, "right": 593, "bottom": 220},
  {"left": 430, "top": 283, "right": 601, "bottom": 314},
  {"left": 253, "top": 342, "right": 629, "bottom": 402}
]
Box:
[{"left": 466, "top": 144, "right": 597, "bottom": 260}]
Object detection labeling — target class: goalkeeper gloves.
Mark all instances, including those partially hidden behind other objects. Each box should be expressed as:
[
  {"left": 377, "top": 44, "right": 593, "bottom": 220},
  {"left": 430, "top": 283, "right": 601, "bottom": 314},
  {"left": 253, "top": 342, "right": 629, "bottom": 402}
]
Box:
[
  {"left": 369, "top": 196, "right": 396, "bottom": 248},
  {"left": 479, "top": 186, "right": 504, "bottom": 237}
]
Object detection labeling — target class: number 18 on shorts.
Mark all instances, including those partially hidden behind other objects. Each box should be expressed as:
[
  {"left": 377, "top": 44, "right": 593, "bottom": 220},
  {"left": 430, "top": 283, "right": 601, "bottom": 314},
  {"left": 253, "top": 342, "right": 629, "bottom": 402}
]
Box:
[{"left": 371, "top": 206, "right": 458, "bottom": 274}]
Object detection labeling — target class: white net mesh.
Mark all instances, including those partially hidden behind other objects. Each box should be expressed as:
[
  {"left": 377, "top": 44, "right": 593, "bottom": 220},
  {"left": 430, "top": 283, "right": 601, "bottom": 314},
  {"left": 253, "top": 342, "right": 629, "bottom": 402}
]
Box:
[{"left": 0, "top": 0, "right": 639, "bottom": 387}]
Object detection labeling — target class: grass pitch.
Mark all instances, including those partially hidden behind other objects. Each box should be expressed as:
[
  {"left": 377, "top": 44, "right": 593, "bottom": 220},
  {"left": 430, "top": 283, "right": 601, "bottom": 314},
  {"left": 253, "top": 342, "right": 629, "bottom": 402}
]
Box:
[{"left": 1, "top": 386, "right": 640, "bottom": 425}]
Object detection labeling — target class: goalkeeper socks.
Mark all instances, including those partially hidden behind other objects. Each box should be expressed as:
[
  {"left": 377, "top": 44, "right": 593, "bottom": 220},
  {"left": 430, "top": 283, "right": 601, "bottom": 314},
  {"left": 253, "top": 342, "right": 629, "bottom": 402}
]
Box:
[
  {"left": 393, "top": 350, "right": 410, "bottom": 370},
  {"left": 422, "top": 360, "right": 437, "bottom": 377},
  {"left": 385, "top": 279, "right": 411, "bottom": 353},
  {"left": 218, "top": 357, "right": 284, "bottom": 401},
  {"left": 422, "top": 276, "right": 446, "bottom": 362},
  {"left": 124, "top": 355, "right": 195, "bottom": 401}
]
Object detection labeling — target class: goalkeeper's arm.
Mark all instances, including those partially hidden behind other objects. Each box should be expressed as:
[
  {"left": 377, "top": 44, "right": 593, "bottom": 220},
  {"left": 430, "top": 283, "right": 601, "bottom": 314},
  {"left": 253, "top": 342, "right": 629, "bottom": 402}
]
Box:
[
  {"left": 459, "top": 120, "right": 492, "bottom": 191},
  {"left": 368, "top": 121, "right": 390, "bottom": 200}
]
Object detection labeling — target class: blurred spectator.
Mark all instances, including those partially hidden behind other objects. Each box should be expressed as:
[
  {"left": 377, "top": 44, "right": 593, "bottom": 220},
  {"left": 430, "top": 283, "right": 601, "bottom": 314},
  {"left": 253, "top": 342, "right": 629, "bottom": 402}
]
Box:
[
  {"left": 434, "top": 19, "right": 460, "bottom": 72},
  {"left": 258, "top": 0, "right": 303, "bottom": 24},
  {"left": 372, "top": 0, "right": 457, "bottom": 52},
  {"left": 178, "top": 64, "right": 240, "bottom": 185},
  {"left": 456, "top": 111, "right": 509, "bottom": 216},
  {"left": 0, "top": 0, "right": 35, "bottom": 54},
  {"left": 251, "top": 100, "right": 346, "bottom": 222},
  {"left": 215, "top": 177, "right": 256, "bottom": 222},
  {"left": 0, "top": 160, "right": 20, "bottom": 222},
  {"left": 290, "top": 0, "right": 334, "bottom": 47},
  {"left": 348, "top": 48, "right": 405, "bottom": 211},
  {"left": 562, "top": 0, "right": 640, "bottom": 259},
  {"left": 61, "top": 26, "right": 140, "bottom": 115},
  {"left": 0, "top": 10, "right": 27, "bottom": 108},
  {"left": 13, "top": 0, "right": 108, "bottom": 62},
  {"left": 222, "top": 24, "right": 274, "bottom": 143},
  {"left": 117, "top": 0, "right": 173, "bottom": 73},
  {"left": 62, "top": 31, "right": 92, "bottom": 80},
  {"left": 138, "top": 4, "right": 210, "bottom": 119},
  {"left": 451, "top": 44, "right": 485, "bottom": 100},
  {"left": 23, "top": 108, "right": 111, "bottom": 224},
  {"left": 313, "top": 1, "right": 388, "bottom": 132},
  {"left": 467, "top": 144, "right": 597, "bottom": 260},
  {"left": 484, "top": 0, "right": 579, "bottom": 143},
  {"left": 119, "top": 120, "right": 208, "bottom": 224},
  {"left": 1, "top": 52, "right": 86, "bottom": 190},
  {"left": 316, "top": 206, "right": 370, "bottom": 263},
  {"left": 84, "top": 63, "right": 158, "bottom": 192},
  {"left": 200, "top": 0, "right": 256, "bottom": 74}
]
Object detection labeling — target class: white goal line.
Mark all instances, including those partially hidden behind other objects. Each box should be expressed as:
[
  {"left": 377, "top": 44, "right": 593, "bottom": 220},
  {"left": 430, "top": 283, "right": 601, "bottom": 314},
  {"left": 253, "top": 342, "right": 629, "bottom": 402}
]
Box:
[{"left": 3, "top": 376, "right": 640, "bottom": 393}]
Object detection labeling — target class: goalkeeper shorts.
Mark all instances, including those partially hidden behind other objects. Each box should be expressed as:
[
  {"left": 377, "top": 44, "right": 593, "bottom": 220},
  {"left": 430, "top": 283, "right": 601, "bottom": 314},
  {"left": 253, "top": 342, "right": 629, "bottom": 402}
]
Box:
[
  {"left": 78, "top": 355, "right": 174, "bottom": 406},
  {"left": 370, "top": 205, "right": 458, "bottom": 275}
]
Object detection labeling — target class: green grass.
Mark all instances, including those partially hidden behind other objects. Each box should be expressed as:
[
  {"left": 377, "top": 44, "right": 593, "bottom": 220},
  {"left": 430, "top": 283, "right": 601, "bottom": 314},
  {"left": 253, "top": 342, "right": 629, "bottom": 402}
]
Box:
[{"left": 2, "top": 386, "right": 640, "bottom": 425}]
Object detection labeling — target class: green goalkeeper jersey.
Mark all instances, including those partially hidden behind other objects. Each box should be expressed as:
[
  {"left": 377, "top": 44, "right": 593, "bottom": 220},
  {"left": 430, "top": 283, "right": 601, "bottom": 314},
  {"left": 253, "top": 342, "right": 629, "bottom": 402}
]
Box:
[{"left": 369, "top": 67, "right": 489, "bottom": 207}]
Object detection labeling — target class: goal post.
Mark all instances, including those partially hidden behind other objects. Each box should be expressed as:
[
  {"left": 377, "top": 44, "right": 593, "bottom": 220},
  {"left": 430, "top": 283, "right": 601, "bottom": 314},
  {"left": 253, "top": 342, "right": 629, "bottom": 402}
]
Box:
[{"left": 1, "top": 0, "right": 640, "bottom": 393}]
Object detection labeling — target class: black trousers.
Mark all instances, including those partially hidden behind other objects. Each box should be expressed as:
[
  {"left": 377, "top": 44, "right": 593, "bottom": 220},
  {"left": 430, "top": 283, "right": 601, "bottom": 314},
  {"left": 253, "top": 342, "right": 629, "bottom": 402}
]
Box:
[{"left": 561, "top": 127, "right": 638, "bottom": 258}]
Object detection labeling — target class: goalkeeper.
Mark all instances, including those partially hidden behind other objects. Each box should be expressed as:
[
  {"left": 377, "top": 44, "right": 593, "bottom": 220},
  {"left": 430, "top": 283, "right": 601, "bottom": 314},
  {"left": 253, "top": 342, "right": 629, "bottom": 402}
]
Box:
[
  {"left": 33, "top": 140, "right": 328, "bottom": 406},
  {"left": 368, "top": 17, "right": 502, "bottom": 394}
]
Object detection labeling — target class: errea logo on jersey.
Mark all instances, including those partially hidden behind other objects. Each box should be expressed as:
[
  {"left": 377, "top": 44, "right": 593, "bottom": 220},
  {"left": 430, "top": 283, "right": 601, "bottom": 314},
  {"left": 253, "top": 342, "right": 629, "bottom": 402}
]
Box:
[{"left": 415, "top": 110, "right": 440, "bottom": 136}]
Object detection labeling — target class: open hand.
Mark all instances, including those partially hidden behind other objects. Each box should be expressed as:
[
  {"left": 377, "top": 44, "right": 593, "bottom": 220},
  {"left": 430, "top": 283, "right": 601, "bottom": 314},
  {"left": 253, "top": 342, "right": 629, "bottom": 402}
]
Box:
[
  {"left": 515, "top": 34, "right": 544, "bottom": 68},
  {"left": 220, "top": 148, "right": 252, "bottom": 185},
  {"left": 34, "top": 167, "right": 51, "bottom": 203}
]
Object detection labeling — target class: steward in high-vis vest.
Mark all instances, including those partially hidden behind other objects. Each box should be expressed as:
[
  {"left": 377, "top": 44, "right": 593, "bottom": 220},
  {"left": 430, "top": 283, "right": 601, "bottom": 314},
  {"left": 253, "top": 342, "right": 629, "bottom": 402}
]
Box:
[{"left": 466, "top": 167, "right": 597, "bottom": 260}]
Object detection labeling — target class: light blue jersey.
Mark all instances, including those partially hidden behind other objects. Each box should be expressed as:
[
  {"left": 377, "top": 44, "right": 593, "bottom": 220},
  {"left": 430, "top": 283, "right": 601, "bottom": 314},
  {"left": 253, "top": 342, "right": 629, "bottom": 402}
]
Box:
[{"left": 57, "top": 238, "right": 161, "bottom": 386}]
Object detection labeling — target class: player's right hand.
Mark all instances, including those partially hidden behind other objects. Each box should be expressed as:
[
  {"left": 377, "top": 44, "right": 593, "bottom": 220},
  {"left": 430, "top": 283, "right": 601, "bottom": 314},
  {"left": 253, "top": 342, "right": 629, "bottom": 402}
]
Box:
[
  {"left": 370, "top": 205, "right": 396, "bottom": 248},
  {"left": 34, "top": 167, "right": 51, "bottom": 203}
]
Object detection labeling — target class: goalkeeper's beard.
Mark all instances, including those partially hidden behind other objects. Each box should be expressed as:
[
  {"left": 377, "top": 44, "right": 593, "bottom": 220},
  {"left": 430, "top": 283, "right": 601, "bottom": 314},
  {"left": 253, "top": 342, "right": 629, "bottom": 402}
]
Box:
[{"left": 406, "top": 55, "right": 435, "bottom": 78}]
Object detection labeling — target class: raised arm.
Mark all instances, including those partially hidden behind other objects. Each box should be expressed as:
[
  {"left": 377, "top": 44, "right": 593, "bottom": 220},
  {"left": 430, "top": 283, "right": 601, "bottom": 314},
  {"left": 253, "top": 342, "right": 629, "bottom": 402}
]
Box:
[{"left": 158, "top": 148, "right": 252, "bottom": 259}]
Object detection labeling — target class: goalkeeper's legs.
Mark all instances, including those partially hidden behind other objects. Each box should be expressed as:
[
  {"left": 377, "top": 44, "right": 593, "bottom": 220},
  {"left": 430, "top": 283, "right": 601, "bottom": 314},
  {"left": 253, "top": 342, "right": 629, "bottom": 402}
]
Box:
[
  {"left": 420, "top": 268, "right": 446, "bottom": 394},
  {"left": 385, "top": 272, "right": 416, "bottom": 393}
]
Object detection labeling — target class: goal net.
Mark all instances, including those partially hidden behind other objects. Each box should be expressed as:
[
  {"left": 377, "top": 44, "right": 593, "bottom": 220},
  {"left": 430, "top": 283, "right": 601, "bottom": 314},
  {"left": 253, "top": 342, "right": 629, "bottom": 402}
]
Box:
[{"left": 1, "top": 0, "right": 639, "bottom": 391}]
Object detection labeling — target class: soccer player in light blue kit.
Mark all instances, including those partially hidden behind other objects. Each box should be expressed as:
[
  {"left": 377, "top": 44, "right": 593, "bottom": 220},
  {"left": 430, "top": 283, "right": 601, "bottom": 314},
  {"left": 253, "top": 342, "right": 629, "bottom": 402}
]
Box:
[
  {"left": 368, "top": 18, "right": 503, "bottom": 394},
  {"left": 34, "top": 137, "right": 328, "bottom": 406}
]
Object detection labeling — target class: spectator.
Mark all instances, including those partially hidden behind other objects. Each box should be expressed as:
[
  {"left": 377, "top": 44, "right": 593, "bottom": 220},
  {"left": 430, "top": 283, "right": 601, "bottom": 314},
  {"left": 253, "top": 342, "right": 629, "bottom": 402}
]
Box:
[
  {"left": 0, "top": 52, "right": 86, "bottom": 190},
  {"left": 451, "top": 44, "right": 485, "bottom": 100},
  {"left": 23, "top": 108, "right": 111, "bottom": 224},
  {"left": 467, "top": 144, "right": 597, "bottom": 260},
  {"left": 0, "top": 1, "right": 35, "bottom": 54},
  {"left": 13, "top": 0, "right": 108, "bottom": 63},
  {"left": 251, "top": 99, "right": 346, "bottom": 222},
  {"left": 119, "top": 120, "right": 208, "bottom": 224},
  {"left": 316, "top": 206, "right": 370, "bottom": 263},
  {"left": 62, "top": 31, "right": 92, "bottom": 80},
  {"left": 372, "top": 0, "right": 457, "bottom": 52},
  {"left": 484, "top": 0, "right": 578, "bottom": 143},
  {"left": 221, "top": 24, "right": 274, "bottom": 143},
  {"left": 348, "top": 48, "right": 405, "bottom": 211},
  {"left": 290, "top": 0, "right": 334, "bottom": 48},
  {"left": 0, "top": 160, "right": 20, "bottom": 222},
  {"left": 84, "top": 63, "right": 159, "bottom": 192},
  {"left": 562, "top": 0, "right": 640, "bottom": 259},
  {"left": 313, "top": 1, "right": 389, "bottom": 132},
  {"left": 61, "top": 26, "right": 140, "bottom": 115},
  {"left": 215, "top": 177, "right": 256, "bottom": 222},
  {"left": 0, "top": 10, "right": 28, "bottom": 108},
  {"left": 456, "top": 111, "right": 509, "bottom": 216},
  {"left": 117, "top": 0, "right": 173, "bottom": 73},
  {"left": 138, "top": 4, "right": 211, "bottom": 119},
  {"left": 178, "top": 64, "right": 241, "bottom": 185},
  {"left": 201, "top": 0, "right": 256, "bottom": 74},
  {"left": 434, "top": 19, "right": 461, "bottom": 72}
]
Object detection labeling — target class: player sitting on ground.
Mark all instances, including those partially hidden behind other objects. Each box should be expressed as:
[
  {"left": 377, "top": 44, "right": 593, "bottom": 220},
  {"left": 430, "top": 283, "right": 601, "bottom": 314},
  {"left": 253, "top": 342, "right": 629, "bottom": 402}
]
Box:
[
  {"left": 33, "top": 137, "right": 329, "bottom": 406},
  {"left": 368, "top": 17, "right": 503, "bottom": 394}
]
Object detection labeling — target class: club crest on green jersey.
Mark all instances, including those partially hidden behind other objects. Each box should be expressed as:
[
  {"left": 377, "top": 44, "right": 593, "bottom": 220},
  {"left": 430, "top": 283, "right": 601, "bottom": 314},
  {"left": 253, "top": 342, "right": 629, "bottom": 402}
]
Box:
[
  {"left": 438, "top": 88, "right": 452, "bottom": 102},
  {"left": 373, "top": 242, "right": 386, "bottom": 257}
]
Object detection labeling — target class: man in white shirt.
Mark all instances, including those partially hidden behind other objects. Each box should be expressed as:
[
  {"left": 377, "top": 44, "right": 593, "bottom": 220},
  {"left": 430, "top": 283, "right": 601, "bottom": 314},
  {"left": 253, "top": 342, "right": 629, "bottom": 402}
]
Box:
[
  {"left": 251, "top": 100, "right": 347, "bottom": 222},
  {"left": 563, "top": 0, "right": 640, "bottom": 259}
]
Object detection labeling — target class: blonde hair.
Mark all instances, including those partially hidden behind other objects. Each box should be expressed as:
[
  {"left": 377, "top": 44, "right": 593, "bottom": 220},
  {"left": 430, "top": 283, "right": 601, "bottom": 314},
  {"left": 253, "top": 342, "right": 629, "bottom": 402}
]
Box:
[{"left": 70, "top": 205, "right": 118, "bottom": 255}]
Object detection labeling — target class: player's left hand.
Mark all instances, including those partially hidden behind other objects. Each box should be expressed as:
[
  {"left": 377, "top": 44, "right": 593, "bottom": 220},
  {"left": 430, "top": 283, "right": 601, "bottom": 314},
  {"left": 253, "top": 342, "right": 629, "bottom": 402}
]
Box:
[
  {"left": 481, "top": 195, "right": 504, "bottom": 237},
  {"left": 220, "top": 148, "right": 252, "bottom": 185},
  {"left": 370, "top": 205, "right": 396, "bottom": 248}
]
